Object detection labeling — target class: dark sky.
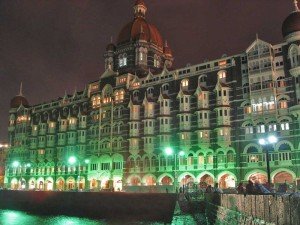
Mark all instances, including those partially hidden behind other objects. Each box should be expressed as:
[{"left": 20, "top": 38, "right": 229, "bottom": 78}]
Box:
[{"left": 0, "top": 0, "right": 294, "bottom": 141}]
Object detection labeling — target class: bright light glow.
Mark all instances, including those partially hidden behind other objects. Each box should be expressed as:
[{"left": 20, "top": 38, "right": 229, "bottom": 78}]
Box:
[
  {"left": 179, "top": 151, "right": 185, "bottom": 156},
  {"left": 26, "top": 163, "right": 31, "bottom": 167},
  {"left": 268, "top": 135, "right": 278, "bottom": 144},
  {"left": 258, "top": 139, "right": 266, "bottom": 145},
  {"left": 84, "top": 159, "right": 90, "bottom": 164},
  {"left": 165, "top": 147, "right": 173, "bottom": 155},
  {"left": 68, "top": 156, "right": 76, "bottom": 164},
  {"left": 12, "top": 161, "right": 20, "bottom": 168}
]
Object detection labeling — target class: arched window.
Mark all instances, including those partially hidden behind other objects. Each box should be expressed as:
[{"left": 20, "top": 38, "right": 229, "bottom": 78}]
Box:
[
  {"left": 218, "top": 70, "right": 226, "bottom": 79},
  {"left": 207, "top": 152, "right": 213, "bottom": 164},
  {"left": 133, "top": 90, "right": 139, "bottom": 101},
  {"left": 187, "top": 153, "right": 193, "bottom": 166},
  {"left": 278, "top": 98, "right": 288, "bottom": 109},
  {"left": 154, "top": 55, "right": 160, "bottom": 68},
  {"left": 198, "top": 153, "right": 204, "bottom": 165},
  {"left": 217, "top": 151, "right": 225, "bottom": 164},
  {"left": 256, "top": 123, "right": 265, "bottom": 133},
  {"left": 181, "top": 79, "right": 189, "bottom": 88},
  {"left": 268, "top": 122, "right": 277, "bottom": 132},
  {"left": 161, "top": 84, "right": 169, "bottom": 94},
  {"left": 245, "top": 123, "right": 253, "bottom": 134},
  {"left": 280, "top": 120, "right": 290, "bottom": 130},
  {"left": 147, "top": 87, "right": 154, "bottom": 96},
  {"left": 119, "top": 54, "right": 127, "bottom": 67},
  {"left": 139, "top": 48, "right": 147, "bottom": 64},
  {"left": 277, "top": 76, "right": 286, "bottom": 88},
  {"left": 199, "top": 75, "right": 207, "bottom": 83},
  {"left": 227, "top": 150, "right": 234, "bottom": 163},
  {"left": 290, "top": 46, "right": 299, "bottom": 68},
  {"left": 243, "top": 83, "right": 250, "bottom": 94},
  {"left": 244, "top": 103, "right": 252, "bottom": 114}
]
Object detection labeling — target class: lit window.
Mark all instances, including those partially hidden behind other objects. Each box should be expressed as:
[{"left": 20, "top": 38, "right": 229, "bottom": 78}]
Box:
[
  {"left": 245, "top": 125, "right": 253, "bottom": 134},
  {"left": 281, "top": 122, "right": 290, "bottom": 131},
  {"left": 218, "top": 71, "right": 226, "bottom": 79},
  {"left": 268, "top": 124, "right": 277, "bottom": 132},
  {"left": 199, "top": 131, "right": 203, "bottom": 138},
  {"left": 257, "top": 124, "right": 265, "bottom": 133},
  {"left": 119, "top": 54, "right": 127, "bottom": 67},
  {"left": 181, "top": 79, "right": 189, "bottom": 87},
  {"left": 244, "top": 105, "right": 252, "bottom": 114},
  {"left": 219, "top": 129, "right": 224, "bottom": 136},
  {"left": 279, "top": 100, "right": 288, "bottom": 109}
]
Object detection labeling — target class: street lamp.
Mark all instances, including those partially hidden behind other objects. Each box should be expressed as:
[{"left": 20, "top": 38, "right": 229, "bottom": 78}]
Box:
[
  {"left": 258, "top": 135, "right": 278, "bottom": 184},
  {"left": 164, "top": 147, "right": 184, "bottom": 192},
  {"left": 12, "top": 161, "right": 30, "bottom": 190},
  {"left": 68, "top": 156, "right": 90, "bottom": 191}
]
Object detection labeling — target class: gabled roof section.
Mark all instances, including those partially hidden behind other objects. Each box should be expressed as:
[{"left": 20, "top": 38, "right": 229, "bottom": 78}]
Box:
[
  {"left": 246, "top": 38, "right": 272, "bottom": 53},
  {"left": 100, "top": 68, "right": 115, "bottom": 79}
]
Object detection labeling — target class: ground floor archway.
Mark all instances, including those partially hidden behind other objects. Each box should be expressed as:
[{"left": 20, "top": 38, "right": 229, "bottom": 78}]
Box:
[
  {"left": 249, "top": 173, "right": 267, "bottom": 184},
  {"left": 218, "top": 174, "right": 236, "bottom": 189},
  {"left": 161, "top": 175, "right": 173, "bottom": 185},
  {"left": 56, "top": 178, "right": 65, "bottom": 191},
  {"left": 273, "top": 171, "right": 294, "bottom": 184},
  {"left": 199, "top": 174, "right": 214, "bottom": 187}
]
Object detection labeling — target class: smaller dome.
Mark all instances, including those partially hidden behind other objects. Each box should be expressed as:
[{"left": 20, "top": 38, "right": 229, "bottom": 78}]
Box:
[
  {"left": 164, "top": 41, "right": 173, "bottom": 57},
  {"left": 282, "top": 11, "right": 300, "bottom": 37},
  {"left": 106, "top": 43, "right": 116, "bottom": 51},
  {"left": 10, "top": 95, "right": 29, "bottom": 108}
]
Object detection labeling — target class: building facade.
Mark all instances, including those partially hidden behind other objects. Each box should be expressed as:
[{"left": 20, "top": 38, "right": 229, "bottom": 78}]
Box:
[
  {"left": 0, "top": 143, "right": 9, "bottom": 188},
  {"left": 5, "top": 0, "right": 300, "bottom": 191}
]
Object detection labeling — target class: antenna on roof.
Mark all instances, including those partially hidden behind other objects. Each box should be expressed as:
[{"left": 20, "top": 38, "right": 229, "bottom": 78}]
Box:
[
  {"left": 294, "top": 0, "right": 299, "bottom": 11},
  {"left": 256, "top": 33, "right": 259, "bottom": 40}
]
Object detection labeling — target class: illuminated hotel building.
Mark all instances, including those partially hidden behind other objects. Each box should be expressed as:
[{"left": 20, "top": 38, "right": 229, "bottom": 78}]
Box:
[{"left": 5, "top": 0, "right": 300, "bottom": 191}]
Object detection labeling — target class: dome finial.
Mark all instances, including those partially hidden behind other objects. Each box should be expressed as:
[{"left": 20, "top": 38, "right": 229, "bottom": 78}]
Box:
[
  {"left": 294, "top": 0, "right": 299, "bottom": 11},
  {"left": 110, "top": 36, "right": 113, "bottom": 43},
  {"left": 19, "top": 82, "right": 23, "bottom": 96}
]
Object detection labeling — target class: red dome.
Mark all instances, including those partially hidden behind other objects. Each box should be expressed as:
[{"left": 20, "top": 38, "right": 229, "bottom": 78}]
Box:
[
  {"left": 10, "top": 95, "right": 29, "bottom": 108},
  {"left": 117, "top": 17, "right": 164, "bottom": 48},
  {"left": 282, "top": 11, "right": 300, "bottom": 37}
]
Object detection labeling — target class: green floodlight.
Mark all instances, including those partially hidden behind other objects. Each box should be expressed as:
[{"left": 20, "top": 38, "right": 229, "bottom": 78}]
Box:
[
  {"left": 26, "top": 163, "right": 31, "bottom": 167},
  {"left": 179, "top": 151, "right": 185, "bottom": 156},
  {"left": 68, "top": 156, "right": 77, "bottom": 165},
  {"left": 165, "top": 147, "right": 173, "bottom": 156},
  {"left": 84, "top": 159, "right": 90, "bottom": 164},
  {"left": 12, "top": 161, "right": 20, "bottom": 168}
]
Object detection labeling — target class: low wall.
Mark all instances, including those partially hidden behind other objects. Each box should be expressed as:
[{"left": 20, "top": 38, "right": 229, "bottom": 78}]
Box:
[
  {"left": 205, "top": 193, "right": 300, "bottom": 225},
  {"left": 0, "top": 190, "right": 177, "bottom": 223}
]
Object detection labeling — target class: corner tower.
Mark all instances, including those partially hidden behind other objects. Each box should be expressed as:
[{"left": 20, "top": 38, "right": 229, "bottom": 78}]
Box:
[{"left": 103, "top": 0, "right": 173, "bottom": 77}]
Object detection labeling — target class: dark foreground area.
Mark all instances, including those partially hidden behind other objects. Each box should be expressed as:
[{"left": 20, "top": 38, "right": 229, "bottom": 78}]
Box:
[
  {"left": 0, "top": 190, "right": 177, "bottom": 223},
  {"left": 0, "top": 209, "right": 198, "bottom": 225}
]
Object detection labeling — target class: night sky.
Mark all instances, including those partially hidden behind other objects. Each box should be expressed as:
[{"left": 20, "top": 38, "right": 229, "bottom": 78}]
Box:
[{"left": 0, "top": 0, "right": 294, "bottom": 142}]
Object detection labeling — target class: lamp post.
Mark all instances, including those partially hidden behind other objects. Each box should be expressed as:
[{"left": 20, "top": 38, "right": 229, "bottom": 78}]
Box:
[
  {"left": 165, "top": 147, "right": 184, "bottom": 192},
  {"left": 12, "top": 161, "right": 20, "bottom": 189},
  {"left": 68, "top": 156, "right": 90, "bottom": 191},
  {"left": 258, "top": 135, "right": 278, "bottom": 184}
]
